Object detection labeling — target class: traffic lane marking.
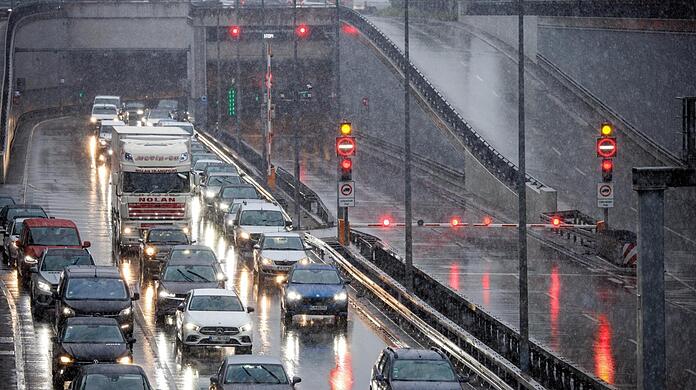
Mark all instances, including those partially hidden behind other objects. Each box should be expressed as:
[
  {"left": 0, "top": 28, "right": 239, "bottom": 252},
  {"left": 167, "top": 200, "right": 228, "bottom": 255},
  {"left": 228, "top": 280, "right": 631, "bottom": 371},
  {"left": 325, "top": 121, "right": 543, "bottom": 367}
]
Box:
[
  {"left": 551, "top": 146, "right": 562, "bottom": 156},
  {"left": 574, "top": 167, "right": 586, "bottom": 176}
]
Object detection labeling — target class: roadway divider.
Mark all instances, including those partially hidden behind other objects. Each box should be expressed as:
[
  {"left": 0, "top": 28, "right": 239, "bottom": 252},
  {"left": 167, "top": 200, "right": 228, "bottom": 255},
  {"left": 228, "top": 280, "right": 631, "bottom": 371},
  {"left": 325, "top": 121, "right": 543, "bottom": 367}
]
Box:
[
  {"left": 303, "top": 232, "right": 544, "bottom": 390},
  {"left": 348, "top": 228, "right": 614, "bottom": 390}
]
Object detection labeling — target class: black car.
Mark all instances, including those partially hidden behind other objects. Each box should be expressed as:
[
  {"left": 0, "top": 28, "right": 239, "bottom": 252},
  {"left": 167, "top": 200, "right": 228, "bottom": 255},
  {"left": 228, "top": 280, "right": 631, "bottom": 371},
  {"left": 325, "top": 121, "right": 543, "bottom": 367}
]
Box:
[
  {"left": 122, "top": 101, "right": 145, "bottom": 125},
  {"left": 153, "top": 256, "right": 226, "bottom": 321},
  {"left": 52, "top": 317, "right": 135, "bottom": 389},
  {"left": 54, "top": 265, "right": 139, "bottom": 337},
  {"left": 370, "top": 347, "right": 468, "bottom": 390},
  {"left": 0, "top": 195, "right": 15, "bottom": 209},
  {"left": 212, "top": 184, "right": 260, "bottom": 223},
  {"left": 139, "top": 226, "right": 191, "bottom": 280},
  {"left": 30, "top": 248, "right": 95, "bottom": 312},
  {"left": 0, "top": 204, "right": 47, "bottom": 234},
  {"left": 280, "top": 263, "right": 349, "bottom": 325},
  {"left": 68, "top": 364, "right": 153, "bottom": 390}
]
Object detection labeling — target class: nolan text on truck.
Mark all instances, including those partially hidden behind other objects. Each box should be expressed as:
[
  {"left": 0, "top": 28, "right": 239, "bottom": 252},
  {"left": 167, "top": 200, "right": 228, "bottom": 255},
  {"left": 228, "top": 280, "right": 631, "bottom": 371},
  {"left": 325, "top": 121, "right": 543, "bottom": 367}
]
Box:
[{"left": 110, "top": 126, "right": 194, "bottom": 259}]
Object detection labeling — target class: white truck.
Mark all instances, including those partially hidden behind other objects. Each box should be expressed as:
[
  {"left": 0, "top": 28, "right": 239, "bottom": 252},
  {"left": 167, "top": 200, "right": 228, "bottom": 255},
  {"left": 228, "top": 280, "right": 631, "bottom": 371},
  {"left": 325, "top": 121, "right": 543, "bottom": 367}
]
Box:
[{"left": 110, "top": 126, "right": 193, "bottom": 254}]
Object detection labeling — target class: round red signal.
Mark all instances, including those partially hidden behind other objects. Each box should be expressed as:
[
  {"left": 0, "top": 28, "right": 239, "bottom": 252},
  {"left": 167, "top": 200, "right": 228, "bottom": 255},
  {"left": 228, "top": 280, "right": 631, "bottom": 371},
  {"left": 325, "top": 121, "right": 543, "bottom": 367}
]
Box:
[
  {"left": 450, "top": 217, "right": 460, "bottom": 227},
  {"left": 340, "top": 158, "right": 352, "bottom": 170},
  {"left": 382, "top": 218, "right": 391, "bottom": 227},
  {"left": 228, "top": 25, "right": 241, "bottom": 39},
  {"left": 296, "top": 24, "right": 310, "bottom": 38},
  {"left": 601, "top": 159, "right": 613, "bottom": 171},
  {"left": 596, "top": 138, "right": 617, "bottom": 158},
  {"left": 552, "top": 217, "right": 561, "bottom": 227},
  {"left": 483, "top": 216, "right": 492, "bottom": 226}
]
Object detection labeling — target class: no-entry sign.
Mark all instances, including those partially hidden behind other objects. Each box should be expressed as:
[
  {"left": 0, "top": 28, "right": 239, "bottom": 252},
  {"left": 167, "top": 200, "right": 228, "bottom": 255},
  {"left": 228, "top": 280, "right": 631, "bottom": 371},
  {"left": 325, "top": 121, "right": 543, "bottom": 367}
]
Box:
[
  {"left": 597, "top": 183, "right": 614, "bottom": 208},
  {"left": 338, "top": 181, "right": 355, "bottom": 207}
]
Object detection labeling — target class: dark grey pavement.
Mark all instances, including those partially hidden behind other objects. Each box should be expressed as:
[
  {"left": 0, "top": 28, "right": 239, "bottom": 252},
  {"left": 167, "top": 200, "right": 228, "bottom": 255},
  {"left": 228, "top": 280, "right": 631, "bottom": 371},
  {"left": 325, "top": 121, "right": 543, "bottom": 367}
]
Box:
[{"left": 0, "top": 116, "right": 413, "bottom": 389}]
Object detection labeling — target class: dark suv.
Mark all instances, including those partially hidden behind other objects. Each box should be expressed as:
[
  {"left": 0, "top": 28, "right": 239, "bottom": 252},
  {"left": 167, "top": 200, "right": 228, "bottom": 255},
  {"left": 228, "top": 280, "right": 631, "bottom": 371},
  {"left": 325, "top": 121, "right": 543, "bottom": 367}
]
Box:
[
  {"left": 370, "top": 347, "right": 468, "bottom": 390},
  {"left": 54, "top": 265, "right": 139, "bottom": 337},
  {"left": 139, "top": 226, "right": 191, "bottom": 280}
]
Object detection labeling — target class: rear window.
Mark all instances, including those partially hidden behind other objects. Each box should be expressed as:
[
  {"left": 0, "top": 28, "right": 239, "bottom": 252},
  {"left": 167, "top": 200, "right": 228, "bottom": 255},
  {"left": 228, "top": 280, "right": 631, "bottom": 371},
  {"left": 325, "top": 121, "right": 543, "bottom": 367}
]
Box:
[
  {"left": 82, "top": 374, "right": 150, "bottom": 390},
  {"left": 239, "top": 210, "right": 284, "bottom": 226},
  {"left": 7, "top": 208, "right": 46, "bottom": 221},
  {"left": 27, "top": 227, "right": 80, "bottom": 246},
  {"left": 92, "top": 107, "right": 117, "bottom": 115},
  {"left": 42, "top": 252, "right": 94, "bottom": 271},
  {"left": 206, "top": 165, "right": 237, "bottom": 175},
  {"left": 65, "top": 278, "right": 128, "bottom": 300},
  {"left": 221, "top": 187, "right": 258, "bottom": 200}
]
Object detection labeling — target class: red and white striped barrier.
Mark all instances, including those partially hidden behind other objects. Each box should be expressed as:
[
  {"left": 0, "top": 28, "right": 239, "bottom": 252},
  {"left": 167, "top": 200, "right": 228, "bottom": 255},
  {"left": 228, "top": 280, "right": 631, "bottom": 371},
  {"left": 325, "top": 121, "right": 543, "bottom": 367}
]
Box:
[{"left": 622, "top": 243, "right": 638, "bottom": 267}]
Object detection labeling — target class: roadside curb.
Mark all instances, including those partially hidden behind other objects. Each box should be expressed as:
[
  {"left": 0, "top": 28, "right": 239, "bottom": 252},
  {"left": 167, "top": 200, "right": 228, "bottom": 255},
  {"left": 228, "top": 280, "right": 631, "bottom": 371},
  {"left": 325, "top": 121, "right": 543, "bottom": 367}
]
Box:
[{"left": 0, "top": 279, "right": 24, "bottom": 390}]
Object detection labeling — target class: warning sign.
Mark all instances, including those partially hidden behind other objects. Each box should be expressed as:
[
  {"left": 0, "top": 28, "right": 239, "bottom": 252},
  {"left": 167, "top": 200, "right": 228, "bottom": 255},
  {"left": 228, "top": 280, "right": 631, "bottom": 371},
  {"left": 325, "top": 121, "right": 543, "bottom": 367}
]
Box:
[
  {"left": 338, "top": 181, "right": 355, "bottom": 207},
  {"left": 597, "top": 183, "right": 614, "bottom": 208}
]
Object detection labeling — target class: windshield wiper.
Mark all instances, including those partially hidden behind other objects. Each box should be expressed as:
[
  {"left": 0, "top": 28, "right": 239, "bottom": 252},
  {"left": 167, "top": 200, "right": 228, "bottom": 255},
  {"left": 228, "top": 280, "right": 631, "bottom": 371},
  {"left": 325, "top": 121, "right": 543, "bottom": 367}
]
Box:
[
  {"left": 241, "top": 366, "right": 262, "bottom": 384},
  {"left": 186, "top": 270, "right": 213, "bottom": 282},
  {"left": 176, "top": 269, "right": 194, "bottom": 282},
  {"left": 257, "top": 365, "right": 282, "bottom": 384}
]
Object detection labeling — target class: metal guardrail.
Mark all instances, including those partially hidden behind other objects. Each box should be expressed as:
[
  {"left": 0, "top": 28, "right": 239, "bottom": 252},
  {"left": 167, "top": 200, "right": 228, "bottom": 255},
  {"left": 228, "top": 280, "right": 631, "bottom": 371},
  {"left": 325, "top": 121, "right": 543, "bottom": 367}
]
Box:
[
  {"left": 339, "top": 7, "right": 549, "bottom": 193},
  {"left": 349, "top": 228, "right": 613, "bottom": 390},
  {"left": 304, "top": 232, "right": 544, "bottom": 390}
]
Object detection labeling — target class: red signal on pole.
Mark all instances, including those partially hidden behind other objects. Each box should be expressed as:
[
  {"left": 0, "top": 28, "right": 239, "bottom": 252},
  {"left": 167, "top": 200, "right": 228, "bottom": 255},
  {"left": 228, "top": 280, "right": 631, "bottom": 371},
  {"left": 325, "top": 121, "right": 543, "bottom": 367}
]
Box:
[
  {"left": 483, "top": 216, "right": 492, "bottom": 226},
  {"left": 228, "top": 25, "right": 241, "bottom": 39},
  {"left": 336, "top": 136, "right": 356, "bottom": 157},
  {"left": 340, "top": 158, "right": 352, "bottom": 170},
  {"left": 551, "top": 216, "right": 561, "bottom": 227},
  {"left": 601, "top": 158, "right": 613, "bottom": 182},
  {"left": 382, "top": 218, "right": 391, "bottom": 227},
  {"left": 450, "top": 217, "right": 461, "bottom": 227},
  {"left": 296, "top": 24, "right": 310, "bottom": 38},
  {"left": 596, "top": 137, "right": 617, "bottom": 158}
]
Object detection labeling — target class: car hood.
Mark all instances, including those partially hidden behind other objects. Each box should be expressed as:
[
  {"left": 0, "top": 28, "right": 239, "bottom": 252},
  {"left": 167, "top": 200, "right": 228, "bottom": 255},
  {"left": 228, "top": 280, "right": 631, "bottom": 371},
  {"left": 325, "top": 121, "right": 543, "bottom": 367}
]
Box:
[
  {"left": 61, "top": 342, "right": 129, "bottom": 362},
  {"left": 260, "top": 250, "right": 307, "bottom": 262},
  {"left": 219, "top": 384, "right": 294, "bottom": 390},
  {"left": 390, "top": 382, "right": 462, "bottom": 390},
  {"left": 160, "top": 281, "right": 219, "bottom": 295},
  {"left": 93, "top": 113, "right": 117, "bottom": 120},
  {"left": 241, "top": 226, "right": 287, "bottom": 235},
  {"left": 287, "top": 283, "right": 344, "bottom": 298},
  {"left": 186, "top": 310, "right": 251, "bottom": 327},
  {"left": 65, "top": 299, "right": 130, "bottom": 314},
  {"left": 38, "top": 270, "right": 62, "bottom": 285}
]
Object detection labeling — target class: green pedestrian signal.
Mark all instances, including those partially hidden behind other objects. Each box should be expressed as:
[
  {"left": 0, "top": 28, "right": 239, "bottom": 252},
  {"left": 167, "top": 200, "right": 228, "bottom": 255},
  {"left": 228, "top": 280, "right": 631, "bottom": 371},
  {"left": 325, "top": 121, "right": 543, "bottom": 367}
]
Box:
[
  {"left": 78, "top": 90, "right": 85, "bottom": 98},
  {"left": 227, "top": 87, "right": 237, "bottom": 117}
]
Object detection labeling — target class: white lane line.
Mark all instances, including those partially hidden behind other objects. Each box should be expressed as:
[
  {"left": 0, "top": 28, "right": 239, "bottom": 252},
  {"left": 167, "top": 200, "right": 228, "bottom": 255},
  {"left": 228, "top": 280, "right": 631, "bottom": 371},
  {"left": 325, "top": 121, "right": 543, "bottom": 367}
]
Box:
[
  {"left": 582, "top": 313, "right": 599, "bottom": 323},
  {"left": 475, "top": 74, "right": 484, "bottom": 82},
  {"left": 665, "top": 226, "right": 696, "bottom": 246},
  {"left": 0, "top": 350, "right": 14, "bottom": 356},
  {"left": 686, "top": 369, "right": 696, "bottom": 378},
  {"left": 551, "top": 147, "right": 562, "bottom": 156},
  {"left": 607, "top": 277, "right": 623, "bottom": 285},
  {"left": 492, "top": 90, "right": 500, "bottom": 97},
  {"left": 628, "top": 338, "right": 637, "bottom": 345},
  {"left": 574, "top": 167, "right": 587, "bottom": 176},
  {"left": 630, "top": 206, "right": 637, "bottom": 213},
  {"left": 0, "top": 336, "right": 13, "bottom": 343},
  {"left": 0, "top": 280, "right": 25, "bottom": 390}
]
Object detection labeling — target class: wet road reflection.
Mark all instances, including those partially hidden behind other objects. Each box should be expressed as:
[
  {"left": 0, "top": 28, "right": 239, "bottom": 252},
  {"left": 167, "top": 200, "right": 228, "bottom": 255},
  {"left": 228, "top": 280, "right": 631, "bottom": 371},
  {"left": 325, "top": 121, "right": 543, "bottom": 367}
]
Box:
[{"left": 0, "top": 117, "right": 389, "bottom": 389}]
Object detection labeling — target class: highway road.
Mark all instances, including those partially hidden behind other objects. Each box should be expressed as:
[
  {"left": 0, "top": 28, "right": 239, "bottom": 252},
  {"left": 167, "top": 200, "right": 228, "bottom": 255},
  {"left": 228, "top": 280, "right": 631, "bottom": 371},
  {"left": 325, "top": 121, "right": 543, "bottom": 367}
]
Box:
[{"left": 0, "top": 116, "right": 422, "bottom": 390}]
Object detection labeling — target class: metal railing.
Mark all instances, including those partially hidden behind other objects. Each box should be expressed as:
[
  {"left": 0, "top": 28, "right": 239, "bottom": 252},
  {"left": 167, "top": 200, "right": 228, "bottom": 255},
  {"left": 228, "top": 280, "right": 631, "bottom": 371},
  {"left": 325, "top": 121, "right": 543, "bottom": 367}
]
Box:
[
  {"left": 349, "top": 228, "right": 613, "bottom": 390},
  {"left": 339, "top": 7, "right": 550, "bottom": 193}
]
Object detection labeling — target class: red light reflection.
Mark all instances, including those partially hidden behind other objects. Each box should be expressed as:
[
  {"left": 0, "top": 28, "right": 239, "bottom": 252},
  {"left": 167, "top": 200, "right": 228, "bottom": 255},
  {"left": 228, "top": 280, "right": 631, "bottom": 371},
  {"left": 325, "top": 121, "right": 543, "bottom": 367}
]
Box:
[
  {"left": 549, "top": 265, "right": 560, "bottom": 351},
  {"left": 341, "top": 23, "right": 358, "bottom": 36},
  {"left": 448, "top": 264, "right": 459, "bottom": 291},
  {"left": 329, "top": 337, "right": 353, "bottom": 390},
  {"left": 481, "top": 272, "right": 490, "bottom": 306},
  {"left": 593, "top": 314, "right": 615, "bottom": 384}
]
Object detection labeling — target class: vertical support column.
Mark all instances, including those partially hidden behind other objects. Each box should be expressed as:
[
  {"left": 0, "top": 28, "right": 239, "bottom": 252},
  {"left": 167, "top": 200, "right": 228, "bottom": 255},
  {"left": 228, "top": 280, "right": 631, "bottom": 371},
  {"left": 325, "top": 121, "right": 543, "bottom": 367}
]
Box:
[
  {"left": 190, "top": 26, "right": 208, "bottom": 130},
  {"left": 216, "top": 11, "right": 222, "bottom": 131},
  {"left": 403, "top": 0, "right": 413, "bottom": 291},
  {"left": 636, "top": 188, "right": 666, "bottom": 390},
  {"left": 335, "top": 0, "right": 343, "bottom": 237},
  {"left": 293, "top": 0, "right": 302, "bottom": 229}
]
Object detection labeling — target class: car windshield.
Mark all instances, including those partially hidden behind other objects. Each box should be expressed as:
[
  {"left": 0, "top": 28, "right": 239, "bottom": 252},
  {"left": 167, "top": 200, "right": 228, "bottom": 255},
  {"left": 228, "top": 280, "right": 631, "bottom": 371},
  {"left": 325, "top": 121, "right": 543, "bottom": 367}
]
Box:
[
  {"left": 148, "top": 109, "right": 171, "bottom": 119},
  {"left": 99, "top": 126, "right": 113, "bottom": 138},
  {"left": 81, "top": 374, "right": 149, "bottom": 390},
  {"left": 206, "top": 165, "right": 237, "bottom": 174},
  {"left": 42, "top": 253, "right": 93, "bottom": 271},
  {"left": 92, "top": 107, "right": 117, "bottom": 115},
  {"left": 27, "top": 227, "right": 80, "bottom": 246},
  {"left": 122, "top": 172, "right": 190, "bottom": 193},
  {"left": 62, "top": 324, "right": 124, "bottom": 343},
  {"left": 208, "top": 176, "right": 241, "bottom": 187},
  {"left": 189, "top": 295, "right": 243, "bottom": 312},
  {"left": 221, "top": 187, "right": 258, "bottom": 200},
  {"left": 290, "top": 269, "right": 341, "bottom": 285},
  {"left": 65, "top": 278, "right": 128, "bottom": 300},
  {"left": 163, "top": 265, "right": 216, "bottom": 282},
  {"left": 169, "top": 249, "right": 216, "bottom": 262},
  {"left": 263, "top": 236, "right": 304, "bottom": 251},
  {"left": 193, "top": 160, "right": 221, "bottom": 171},
  {"left": 391, "top": 359, "right": 457, "bottom": 382},
  {"left": 224, "top": 364, "right": 289, "bottom": 384},
  {"left": 125, "top": 102, "right": 144, "bottom": 109},
  {"left": 239, "top": 210, "right": 284, "bottom": 226},
  {"left": 7, "top": 209, "right": 46, "bottom": 221},
  {"left": 147, "top": 230, "right": 188, "bottom": 244}
]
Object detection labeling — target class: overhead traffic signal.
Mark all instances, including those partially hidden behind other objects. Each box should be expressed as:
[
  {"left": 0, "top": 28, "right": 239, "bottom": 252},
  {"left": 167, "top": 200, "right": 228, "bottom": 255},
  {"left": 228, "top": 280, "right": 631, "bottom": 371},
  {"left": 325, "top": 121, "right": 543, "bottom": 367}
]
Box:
[
  {"left": 295, "top": 24, "right": 310, "bottom": 38},
  {"left": 228, "top": 25, "right": 241, "bottom": 39}
]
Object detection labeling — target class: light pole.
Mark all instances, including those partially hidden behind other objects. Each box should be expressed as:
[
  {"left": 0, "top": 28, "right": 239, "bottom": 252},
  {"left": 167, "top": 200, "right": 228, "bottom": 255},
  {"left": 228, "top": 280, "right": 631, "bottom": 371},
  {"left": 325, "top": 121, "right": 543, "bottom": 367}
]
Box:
[
  {"left": 235, "top": 0, "right": 242, "bottom": 145},
  {"left": 293, "top": 0, "right": 302, "bottom": 229},
  {"left": 403, "top": 0, "right": 414, "bottom": 291},
  {"left": 216, "top": 10, "right": 222, "bottom": 131}
]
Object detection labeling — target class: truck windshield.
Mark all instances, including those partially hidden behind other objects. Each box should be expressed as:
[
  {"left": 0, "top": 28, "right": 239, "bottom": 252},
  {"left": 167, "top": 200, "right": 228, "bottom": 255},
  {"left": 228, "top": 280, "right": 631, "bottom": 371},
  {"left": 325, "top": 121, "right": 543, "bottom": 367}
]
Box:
[
  {"left": 122, "top": 172, "right": 190, "bottom": 193},
  {"left": 93, "top": 107, "right": 117, "bottom": 115}
]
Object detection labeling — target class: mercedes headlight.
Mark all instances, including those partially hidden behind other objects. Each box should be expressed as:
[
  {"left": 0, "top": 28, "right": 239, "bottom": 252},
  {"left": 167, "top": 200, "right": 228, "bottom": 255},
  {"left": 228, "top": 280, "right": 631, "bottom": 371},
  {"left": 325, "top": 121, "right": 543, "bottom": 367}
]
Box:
[
  {"left": 136, "top": 109, "right": 144, "bottom": 115},
  {"left": 299, "top": 258, "right": 310, "bottom": 265},
  {"left": 205, "top": 190, "right": 216, "bottom": 198},
  {"left": 240, "top": 323, "right": 252, "bottom": 332},
  {"left": 116, "top": 356, "right": 132, "bottom": 365},
  {"left": 334, "top": 291, "right": 348, "bottom": 301},
  {"left": 261, "top": 258, "right": 272, "bottom": 266},
  {"left": 239, "top": 231, "right": 250, "bottom": 240},
  {"left": 62, "top": 307, "right": 75, "bottom": 317},
  {"left": 123, "top": 227, "right": 132, "bottom": 234},
  {"left": 24, "top": 255, "right": 37, "bottom": 264},
  {"left": 37, "top": 280, "right": 52, "bottom": 292},
  {"left": 218, "top": 202, "right": 229, "bottom": 211},
  {"left": 145, "top": 246, "right": 157, "bottom": 257},
  {"left": 99, "top": 139, "right": 107, "bottom": 145},
  {"left": 119, "top": 307, "right": 132, "bottom": 317},
  {"left": 184, "top": 322, "right": 199, "bottom": 332},
  {"left": 59, "top": 355, "right": 74, "bottom": 364},
  {"left": 286, "top": 291, "right": 302, "bottom": 301}
]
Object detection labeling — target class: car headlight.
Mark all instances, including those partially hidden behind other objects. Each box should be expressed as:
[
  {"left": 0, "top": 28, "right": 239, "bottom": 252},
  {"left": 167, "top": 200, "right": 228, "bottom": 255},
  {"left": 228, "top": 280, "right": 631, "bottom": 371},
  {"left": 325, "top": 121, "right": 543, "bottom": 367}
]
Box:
[
  {"left": 205, "top": 190, "right": 216, "bottom": 198},
  {"left": 299, "top": 257, "right": 311, "bottom": 265},
  {"left": 59, "top": 355, "right": 74, "bottom": 364},
  {"left": 136, "top": 109, "right": 144, "bottom": 115},
  {"left": 119, "top": 307, "right": 132, "bottom": 317},
  {"left": 145, "top": 246, "right": 157, "bottom": 257},
  {"left": 240, "top": 323, "right": 252, "bottom": 332},
  {"left": 334, "top": 291, "right": 348, "bottom": 301},
  {"left": 62, "top": 307, "right": 75, "bottom": 317},
  {"left": 286, "top": 291, "right": 302, "bottom": 301},
  {"left": 261, "top": 258, "right": 272, "bottom": 266},
  {"left": 227, "top": 218, "right": 235, "bottom": 226},
  {"left": 218, "top": 202, "right": 229, "bottom": 211},
  {"left": 24, "top": 255, "right": 37, "bottom": 264},
  {"left": 90, "top": 116, "right": 97, "bottom": 123},
  {"left": 37, "top": 280, "right": 52, "bottom": 292},
  {"left": 116, "top": 356, "right": 132, "bottom": 365},
  {"left": 123, "top": 227, "right": 132, "bottom": 234},
  {"left": 107, "top": 149, "right": 113, "bottom": 155},
  {"left": 239, "top": 231, "right": 250, "bottom": 240},
  {"left": 159, "top": 289, "right": 175, "bottom": 298},
  {"left": 99, "top": 139, "right": 107, "bottom": 145},
  {"left": 184, "top": 322, "right": 199, "bottom": 332},
  {"left": 182, "top": 227, "right": 190, "bottom": 235}
]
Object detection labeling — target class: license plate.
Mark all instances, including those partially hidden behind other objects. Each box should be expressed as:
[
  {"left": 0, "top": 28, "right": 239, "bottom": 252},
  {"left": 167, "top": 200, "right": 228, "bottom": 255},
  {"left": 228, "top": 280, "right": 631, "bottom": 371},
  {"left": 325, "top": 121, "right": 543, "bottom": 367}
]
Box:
[
  {"left": 309, "top": 305, "right": 327, "bottom": 311},
  {"left": 211, "top": 336, "right": 227, "bottom": 343}
]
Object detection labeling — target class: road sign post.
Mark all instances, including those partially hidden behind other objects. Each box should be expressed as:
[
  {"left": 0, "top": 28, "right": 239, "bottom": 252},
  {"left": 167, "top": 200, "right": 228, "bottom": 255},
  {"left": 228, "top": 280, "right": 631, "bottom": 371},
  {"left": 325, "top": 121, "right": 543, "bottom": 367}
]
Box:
[
  {"left": 597, "top": 122, "right": 617, "bottom": 227},
  {"left": 336, "top": 122, "right": 354, "bottom": 245},
  {"left": 338, "top": 181, "right": 355, "bottom": 207}
]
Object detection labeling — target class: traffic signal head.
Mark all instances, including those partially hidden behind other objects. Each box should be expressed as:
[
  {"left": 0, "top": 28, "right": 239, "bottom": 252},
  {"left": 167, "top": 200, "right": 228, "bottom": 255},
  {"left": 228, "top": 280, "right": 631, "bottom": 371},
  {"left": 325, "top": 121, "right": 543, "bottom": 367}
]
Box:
[
  {"left": 340, "top": 158, "right": 352, "bottom": 180},
  {"left": 296, "top": 24, "right": 310, "bottom": 38},
  {"left": 601, "top": 158, "right": 613, "bottom": 182},
  {"left": 228, "top": 25, "right": 241, "bottom": 39},
  {"left": 551, "top": 216, "right": 561, "bottom": 227},
  {"left": 382, "top": 218, "right": 391, "bottom": 227},
  {"left": 450, "top": 217, "right": 461, "bottom": 227},
  {"left": 600, "top": 122, "right": 613, "bottom": 137},
  {"left": 483, "top": 216, "right": 492, "bottom": 226},
  {"left": 340, "top": 122, "right": 352, "bottom": 136},
  {"left": 596, "top": 137, "right": 617, "bottom": 158},
  {"left": 336, "top": 136, "right": 356, "bottom": 157}
]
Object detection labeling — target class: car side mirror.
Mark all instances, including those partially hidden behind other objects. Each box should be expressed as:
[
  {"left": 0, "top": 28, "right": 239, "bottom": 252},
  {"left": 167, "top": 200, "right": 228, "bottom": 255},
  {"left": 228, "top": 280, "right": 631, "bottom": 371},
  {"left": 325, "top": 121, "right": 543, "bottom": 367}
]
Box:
[
  {"left": 151, "top": 274, "right": 160, "bottom": 281},
  {"left": 246, "top": 307, "right": 255, "bottom": 313},
  {"left": 127, "top": 337, "right": 136, "bottom": 345},
  {"left": 291, "top": 376, "right": 302, "bottom": 385},
  {"left": 177, "top": 302, "right": 185, "bottom": 311},
  {"left": 29, "top": 265, "right": 38, "bottom": 273},
  {"left": 210, "top": 376, "right": 219, "bottom": 385},
  {"left": 132, "top": 292, "right": 140, "bottom": 301},
  {"left": 82, "top": 241, "right": 91, "bottom": 248}
]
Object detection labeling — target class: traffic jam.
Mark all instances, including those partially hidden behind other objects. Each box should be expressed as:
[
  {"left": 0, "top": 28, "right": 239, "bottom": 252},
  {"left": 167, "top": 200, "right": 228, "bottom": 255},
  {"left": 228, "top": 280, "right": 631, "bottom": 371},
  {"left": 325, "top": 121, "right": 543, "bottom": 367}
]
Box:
[{"left": 0, "top": 95, "right": 472, "bottom": 390}]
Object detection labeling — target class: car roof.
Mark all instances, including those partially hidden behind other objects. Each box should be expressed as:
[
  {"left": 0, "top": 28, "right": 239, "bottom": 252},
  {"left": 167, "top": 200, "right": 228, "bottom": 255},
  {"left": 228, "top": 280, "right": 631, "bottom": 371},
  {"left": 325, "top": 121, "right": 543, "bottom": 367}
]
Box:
[
  {"left": 64, "top": 265, "right": 121, "bottom": 278},
  {"left": 170, "top": 245, "right": 215, "bottom": 252},
  {"left": 223, "top": 354, "right": 285, "bottom": 366},
  {"left": 389, "top": 348, "right": 447, "bottom": 360},
  {"left": 79, "top": 364, "right": 147, "bottom": 375},
  {"left": 191, "top": 288, "right": 238, "bottom": 297},
  {"left": 64, "top": 316, "right": 120, "bottom": 326},
  {"left": 262, "top": 232, "right": 302, "bottom": 238},
  {"left": 92, "top": 104, "right": 117, "bottom": 109},
  {"left": 23, "top": 218, "right": 77, "bottom": 228},
  {"left": 208, "top": 172, "right": 240, "bottom": 177},
  {"left": 100, "top": 120, "right": 124, "bottom": 126},
  {"left": 292, "top": 263, "right": 336, "bottom": 271}
]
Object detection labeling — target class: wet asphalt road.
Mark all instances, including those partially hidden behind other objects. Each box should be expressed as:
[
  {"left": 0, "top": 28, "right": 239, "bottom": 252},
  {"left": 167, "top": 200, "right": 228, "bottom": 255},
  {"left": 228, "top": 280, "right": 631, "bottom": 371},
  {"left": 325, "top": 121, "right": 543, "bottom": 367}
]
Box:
[{"left": 0, "top": 116, "right": 395, "bottom": 390}]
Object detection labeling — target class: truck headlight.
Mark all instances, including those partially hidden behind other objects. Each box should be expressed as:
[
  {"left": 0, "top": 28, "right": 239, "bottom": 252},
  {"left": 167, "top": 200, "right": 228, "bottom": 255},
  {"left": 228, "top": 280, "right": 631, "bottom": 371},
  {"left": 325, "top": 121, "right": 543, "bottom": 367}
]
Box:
[
  {"left": 62, "top": 307, "right": 75, "bottom": 317},
  {"left": 145, "top": 246, "right": 157, "bottom": 257},
  {"left": 334, "top": 291, "right": 348, "bottom": 301},
  {"left": 59, "top": 355, "right": 74, "bottom": 364},
  {"left": 218, "top": 202, "right": 229, "bottom": 211},
  {"left": 299, "top": 258, "right": 310, "bottom": 265},
  {"left": 99, "top": 139, "right": 107, "bottom": 145},
  {"left": 123, "top": 227, "right": 132, "bottom": 234},
  {"left": 24, "top": 255, "right": 37, "bottom": 264},
  {"left": 239, "top": 231, "right": 250, "bottom": 240},
  {"left": 286, "top": 291, "right": 302, "bottom": 301},
  {"left": 37, "top": 280, "right": 52, "bottom": 292},
  {"left": 116, "top": 356, "right": 132, "bottom": 365},
  {"left": 184, "top": 322, "right": 199, "bottom": 332},
  {"left": 119, "top": 307, "right": 132, "bottom": 317}
]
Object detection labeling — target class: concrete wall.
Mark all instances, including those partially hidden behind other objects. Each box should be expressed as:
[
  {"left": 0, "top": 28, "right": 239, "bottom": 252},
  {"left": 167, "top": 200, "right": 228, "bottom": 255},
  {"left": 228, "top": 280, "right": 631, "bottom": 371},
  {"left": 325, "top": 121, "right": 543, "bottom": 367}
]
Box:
[{"left": 458, "top": 12, "right": 538, "bottom": 58}]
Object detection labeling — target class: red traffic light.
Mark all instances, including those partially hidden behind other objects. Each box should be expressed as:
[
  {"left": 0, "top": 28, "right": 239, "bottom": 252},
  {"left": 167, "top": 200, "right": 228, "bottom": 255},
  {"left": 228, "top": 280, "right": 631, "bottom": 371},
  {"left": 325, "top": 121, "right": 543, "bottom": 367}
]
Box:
[
  {"left": 340, "top": 158, "right": 352, "bottom": 170},
  {"left": 596, "top": 137, "right": 617, "bottom": 158},
  {"left": 450, "top": 217, "right": 461, "bottom": 227},
  {"left": 483, "top": 216, "right": 492, "bottom": 226},
  {"left": 551, "top": 216, "right": 561, "bottom": 227},
  {"left": 601, "top": 159, "right": 613, "bottom": 172},
  {"left": 336, "top": 136, "right": 356, "bottom": 157},
  {"left": 228, "top": 25, "right": 241, "bottom": 39},
  {"left": 296, "top": 24, "right": 310, "bottom": 38},
  {"left": 382, "top": 218, "right": 391, "bottom": 227}
]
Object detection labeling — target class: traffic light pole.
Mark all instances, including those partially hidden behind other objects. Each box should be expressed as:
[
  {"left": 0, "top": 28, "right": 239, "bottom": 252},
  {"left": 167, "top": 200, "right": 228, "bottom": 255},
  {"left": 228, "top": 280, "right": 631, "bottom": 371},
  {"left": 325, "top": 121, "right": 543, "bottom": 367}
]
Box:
[
  {"left": 293, "top": 0, "right": 302, "bottom": 229},
  {"left": 403, "top": 0, "right": 414, "bottom": 291},
  {"left": 235, "top": 0, "right": 242, "bottom": 145},
  {"left": 216, "top": 10, "right": 222, "bottom": 131}
]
